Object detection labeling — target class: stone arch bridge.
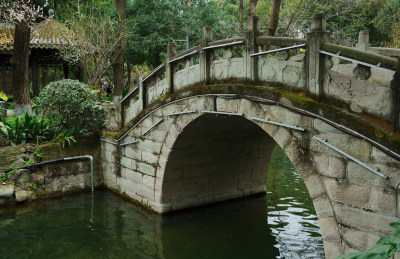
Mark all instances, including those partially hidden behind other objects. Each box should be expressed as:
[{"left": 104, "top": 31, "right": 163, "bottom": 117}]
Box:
[{"left": 102, "top": 14, "right": 400, "bottom": 258}]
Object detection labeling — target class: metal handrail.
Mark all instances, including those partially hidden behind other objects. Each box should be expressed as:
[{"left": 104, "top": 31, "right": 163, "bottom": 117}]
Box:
[{"left": 251, "top": 44, "right": 306, "bottom": 57}]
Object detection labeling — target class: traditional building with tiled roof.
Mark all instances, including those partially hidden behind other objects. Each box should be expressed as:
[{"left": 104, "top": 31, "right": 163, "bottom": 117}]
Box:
[{"left": 0, "top": 15, "right": 81, "bottom": 96}]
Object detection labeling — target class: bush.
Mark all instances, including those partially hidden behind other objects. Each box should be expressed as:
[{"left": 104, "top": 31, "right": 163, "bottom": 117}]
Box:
[
  {"left": 34, "top": 79, "right": 105, "bottom": 137},
  {"left": 0, "top": 112, "right": 54, "bottom": 145}
]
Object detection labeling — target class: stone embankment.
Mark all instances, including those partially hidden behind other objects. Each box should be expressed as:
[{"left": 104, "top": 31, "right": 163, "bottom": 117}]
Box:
[{"left": 0, "top": 138, "right": 102, "bottom": 205}]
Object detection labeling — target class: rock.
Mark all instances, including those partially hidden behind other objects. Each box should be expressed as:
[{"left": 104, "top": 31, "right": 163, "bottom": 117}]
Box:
[
  {"left": 0, "top": 184, "right": 14, "bottom": 198},
  {"left": 15, "top": 190, "right": 33, "bottom": 203},
  {"left": 32, "top": 173, "right": 45, "bottom": 185},
  {"left": 8, "top": 169, "right": 31, "bottom": 186}
]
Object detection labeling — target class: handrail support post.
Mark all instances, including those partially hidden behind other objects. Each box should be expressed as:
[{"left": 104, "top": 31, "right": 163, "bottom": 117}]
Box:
[
  {"left": 245, "top": 16, "right": 260, "bottom": 83},
  {"left": 200, "top": 26, "right": 212, "bottom": 85},
  {"left": 306, "top": 13, "right": 330, "bottom": 99},
  {"left": 166, "top": 42, "right": 176, "bottom": 94}
]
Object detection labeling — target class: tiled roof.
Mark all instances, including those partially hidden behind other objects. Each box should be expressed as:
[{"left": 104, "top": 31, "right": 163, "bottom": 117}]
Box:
[{"left": 0, "top": 18, "right": 74, "bottom": 51}]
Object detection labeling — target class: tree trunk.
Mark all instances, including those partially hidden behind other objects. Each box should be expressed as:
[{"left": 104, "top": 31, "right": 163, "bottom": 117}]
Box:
[
  {"left": 266, "top": 0, "right": 281, "bottom": 36},
  {"left": 112, "top": 0, "right": 126, "bottom": 104},
  {"left": 248, "top": 0, "right": 258, "bottom": 16},
  {"left": 264, "top": 0, "right": 281, "bottom": 49},
  {"left": 11, "top": 20, "right": 32, "bottom": 115},
  {"left": 239, "top": 0, "right": 244, "bottom": 36},
  {"left": 126, "top": 62, "right": 133, "bottom": 90}
]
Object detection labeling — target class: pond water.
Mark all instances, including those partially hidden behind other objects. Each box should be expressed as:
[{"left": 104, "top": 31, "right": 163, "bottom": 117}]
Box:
[{"left": 0, "top": 147, "right": 324, "bottom": 258}]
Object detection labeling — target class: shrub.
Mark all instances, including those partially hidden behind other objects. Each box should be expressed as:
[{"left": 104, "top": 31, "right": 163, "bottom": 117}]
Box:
[
  {"left": 0, "top": 112, "right": 54, "bottom": 145},
  {"left": 34, "top": 79, "right": 106, "bottom": 137}
]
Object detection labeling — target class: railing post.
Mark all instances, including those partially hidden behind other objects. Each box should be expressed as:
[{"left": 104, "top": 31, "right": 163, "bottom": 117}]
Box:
[
  {"left": 166, "top": 42, "right": 176, "bottom": 93},
  {"left": 245, "top": 16, "right": 260, "bottom": 83},
  {"left": 392, "top": 59, "right": 400, "bottom": 131},
  {"left": 356, "top": 30, "right": 371, "bottom": 51},
  {"left": 306, "top": 13, "right": 330, "bottom": 98},
  {"left": 200, "top": 26, "right": 212, "bottom": 85},
  {"left": 139, "top": 76, "right": 146, "bottom": 110}
]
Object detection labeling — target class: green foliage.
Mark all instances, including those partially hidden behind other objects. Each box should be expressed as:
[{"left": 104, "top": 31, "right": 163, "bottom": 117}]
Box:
[
  {"left": 58, "top": 134, "right": 76, "bottom": 148},
  {"left": 0, "top": 112, "right": 54, "bottom": 146},
  {"left": 126, "top": 0, "right": 237, "bottom": 66},
  {"left": 23, "top": 159, "right": 33, "bottom": 165},
  {"left": 28, "top": 183, "right": 37, "bottom": 191},
  {"left": 1, "top": 167, "right": 18, "bottom": 184},
  {"left": 338, "top": 220, "right": 400, "bottom": 259},
  {"left": 33, "top": 147, "right": 43, "bottom": 159},
  {"left": 34, "top": 79, "right": 106, "bottom": 137}
]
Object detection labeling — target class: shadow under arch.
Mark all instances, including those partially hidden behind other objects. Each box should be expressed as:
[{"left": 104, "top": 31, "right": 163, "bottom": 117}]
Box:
[{"left": 161, "top": 113, "right": 276, "bottom": 209}]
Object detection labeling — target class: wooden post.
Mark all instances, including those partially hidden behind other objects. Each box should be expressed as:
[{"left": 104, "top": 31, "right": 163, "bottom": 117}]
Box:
[
  {"left": 31, "top": 55, "right": 38, "bottom": 97},
  {"left": 245, "top": 16, "right": 260, "bottom": 83},
  {"left": 306, "top": 13, "right": 330, "bottom": 99},
  {"left": 77, "top": 66, "right": 83, "bottom": 82},
  {"left": 199, "top": 26, "right": 212, "bottom": 85},
  {"left": 139, "top": 77, "right": 146, "bottom": 110},
  {"left": 1, "top": 56, "right": 6, "bottom": 94},
  {"left": 63, "top": 63, "right": 69, "bottom": 79},
  {"left": 166, "top": 42, "right": 176, "bottom": 94},
  {"left": 392, "top": 58, "right": 400, "bottom": 131}
]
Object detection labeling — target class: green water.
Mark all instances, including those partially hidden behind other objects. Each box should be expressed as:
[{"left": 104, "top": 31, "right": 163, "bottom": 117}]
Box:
[{"left": 0, "top": 147, "right": 324, "bottom": 258}]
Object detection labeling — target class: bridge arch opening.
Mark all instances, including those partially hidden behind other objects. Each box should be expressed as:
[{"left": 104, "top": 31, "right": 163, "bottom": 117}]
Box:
[
  {"left": 160, "top": 113, "right": 324, "bottom": 257},
  {"left": 162, "top": 113, "right": 289, "bottom": 209}
]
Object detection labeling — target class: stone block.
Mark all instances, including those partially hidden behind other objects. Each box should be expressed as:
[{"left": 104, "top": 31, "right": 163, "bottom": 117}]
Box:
[
  {"left": 270, "top": 106, "right": 302, "bottom": 127},
  {"left": 346, "top": 161, "right": 400, "bottom": 189},
  {"left": 103, "top": 171, "right": 117, "bottom": 189},
  {"left": 371, "top": 146, "right": 400, "bottom": 166},
  {"left": 0, "top": 184, "right": 14, "bottom": 197},
  {"left": 32, "top": 173, "right": 45, "bottom": 185},
  {"left": 342, "top": 228, "right": 368, "bottom": 251},
  {"left": 143, "top": 175, "right": 155, "bottom": 188},
  {"left": 333, "top": 202, "right": 398, "bottom": 237},
  {"left": 322, "top": 240, "right": 342, "bottom": 259},
  {"left": 121, "top": 167, "right": 142, "bottom": 184},
  {"left": 369, "top": 188, "right": 396, "bottom": 216},
  {"left": 104, "top": 151, "right": 113, "bottom": 162},
  {"left": 137, "top": 140, "right": 162, "bottom": 154},
  {"left": 120, "top": 156, "right": 132, "bottom": 169},
  {"left": 136, "top": 184, "right": 155, "bottom": 200},
  {"left": 313, "top": 119, "right": 345, "bottom": 134},
  {"left": 318, "top": 217, "right": 341, "bottom": 242},
  {"left": 141, "top": 151, "right": 159, "bottom": 165},
  {"left": 323, "top": 177, "right": 370, "bottom": 208},
  {"left": 15, "top": 190, "right": 33, "bottom": 203},
  {"left": 310, "top": 133, "right": 371, "bottom": 161},
  {"left": 138, "top": 162, "right": 156, "bottom": 176},
  {"left": 314, "top": 154, "right": 346, "bottom": 179},
  {"left": 303, "top": 174, "right": 325, "bottom": 198},
  {"left": 313, "top": 194, "right": 334, "bottom": 218},
  {"left": 124, "top": 146, "right": 140, "bottom": 160},
  {"left": 366, "top": 233, "right": 382, "bottom": 248},
  {"left": 149, "top": 200, "right": 172, "bottom": 213},
  {"left": 272, "top": 127, "right": 291, "bottom": 149}
]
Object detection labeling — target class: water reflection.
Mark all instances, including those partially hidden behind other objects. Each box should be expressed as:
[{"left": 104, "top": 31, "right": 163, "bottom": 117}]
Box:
[
  {"left": 0, "top": 146, "right": 324, "bottom": 258},
  {"left": 266, "top": 147, "right": 324, "bottom": 258}
]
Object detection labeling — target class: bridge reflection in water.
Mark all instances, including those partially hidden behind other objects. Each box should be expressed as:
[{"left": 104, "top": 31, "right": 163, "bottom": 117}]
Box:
[{"left": 0, "top": 146, "right": 323, "bottom": 259}]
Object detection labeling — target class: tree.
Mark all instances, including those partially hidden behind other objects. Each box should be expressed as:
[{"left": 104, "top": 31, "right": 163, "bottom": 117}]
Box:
[
  {"left": 126, "top": 0, "right": 234, "bottom": 67},
  {"left": 57, "top": 3, "right": 121, "bottom": 87},
  {"left": 112, "top": 0, "right": 126, "bottom": 103},
  {"left": 239, "top": 0, "right": 243, "bottom": 35},
  {"left": 266, "top": 0, "right": 281, "bottom": 37},
  {"left": 1, "top": 0, "right": 48, "bottom": 115}
]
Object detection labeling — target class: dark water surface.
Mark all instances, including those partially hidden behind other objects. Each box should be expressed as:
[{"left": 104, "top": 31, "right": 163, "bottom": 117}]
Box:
[{"left": 0, "top": 147, "right": 324, "bottom": 259}]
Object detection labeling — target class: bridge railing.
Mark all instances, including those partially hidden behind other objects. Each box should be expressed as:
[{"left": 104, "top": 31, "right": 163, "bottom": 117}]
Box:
[{"left": 120, "top": 13, "right": 400, "bottom": 130}]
